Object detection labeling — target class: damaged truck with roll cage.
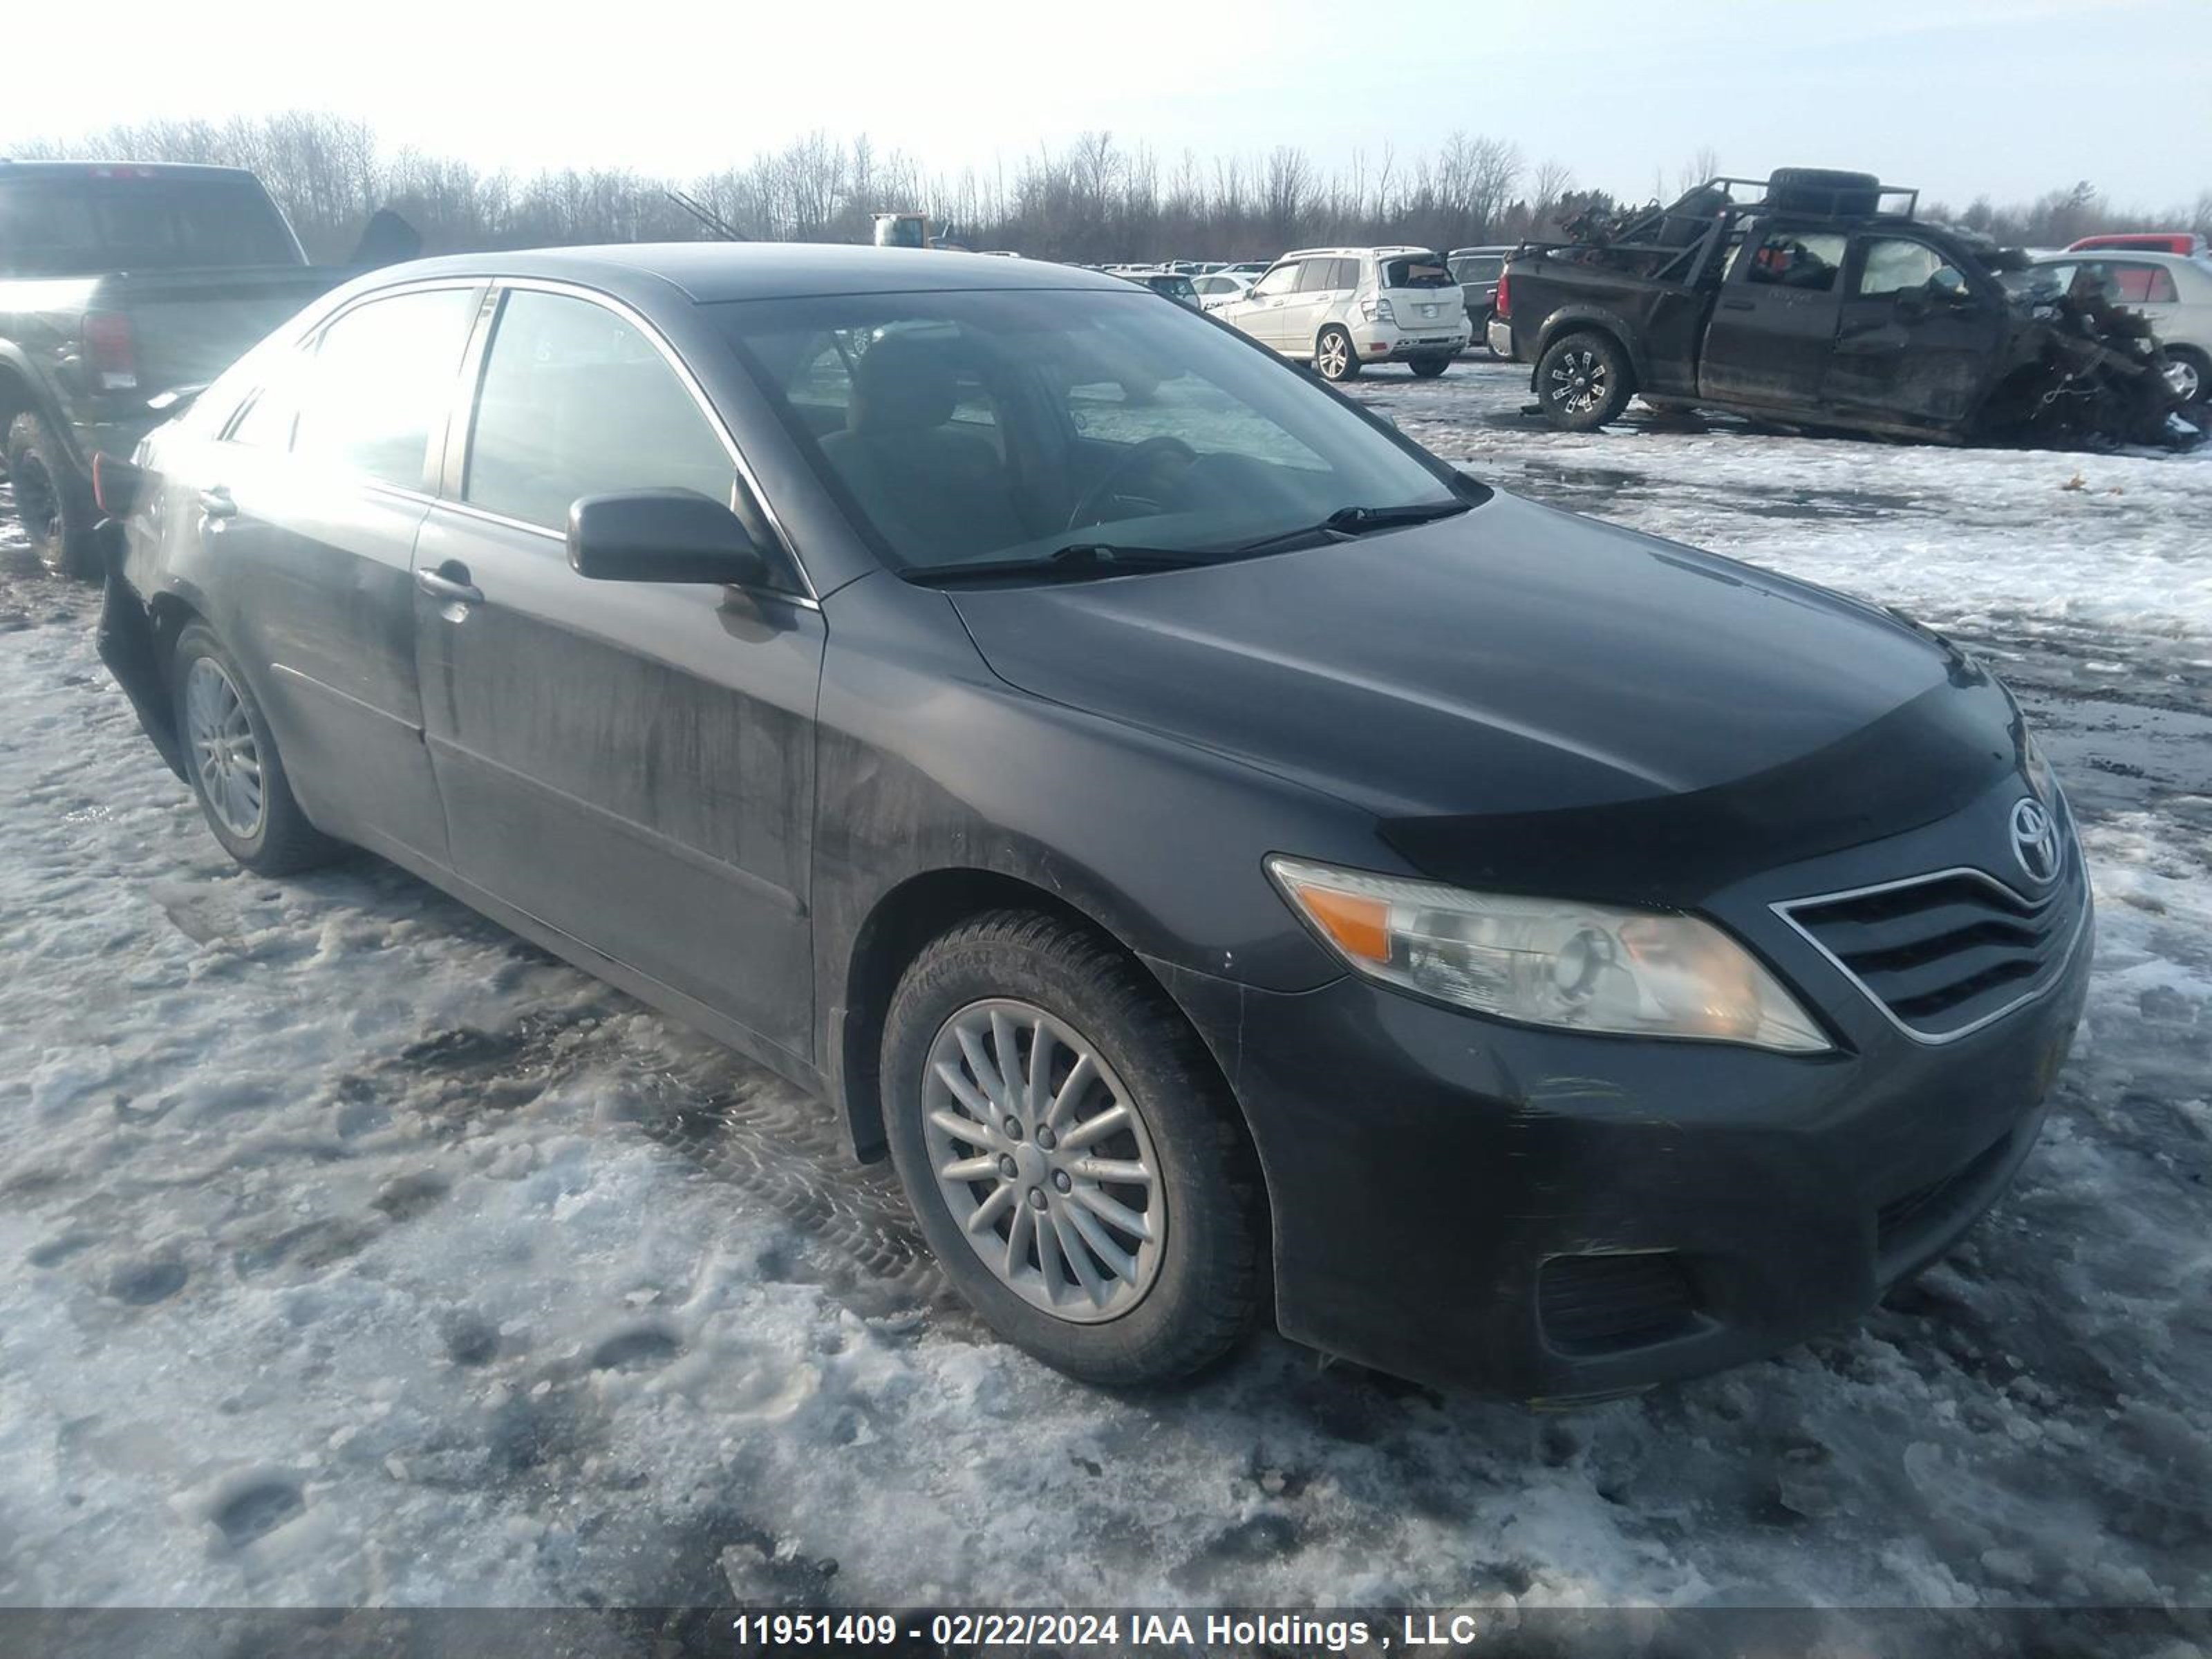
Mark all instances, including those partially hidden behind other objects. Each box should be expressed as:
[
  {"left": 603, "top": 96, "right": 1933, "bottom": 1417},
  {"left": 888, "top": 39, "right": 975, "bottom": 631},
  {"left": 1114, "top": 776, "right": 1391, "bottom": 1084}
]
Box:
[{"left": 1492, "top": 168, "right": 2203, "bottom": 450}]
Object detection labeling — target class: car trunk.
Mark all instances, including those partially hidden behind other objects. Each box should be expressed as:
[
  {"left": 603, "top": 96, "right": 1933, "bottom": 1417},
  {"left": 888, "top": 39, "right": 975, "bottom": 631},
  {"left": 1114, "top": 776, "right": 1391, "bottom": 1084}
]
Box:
[{"left": 1380, "top": 254, "right": 1465, "bottom": 330}]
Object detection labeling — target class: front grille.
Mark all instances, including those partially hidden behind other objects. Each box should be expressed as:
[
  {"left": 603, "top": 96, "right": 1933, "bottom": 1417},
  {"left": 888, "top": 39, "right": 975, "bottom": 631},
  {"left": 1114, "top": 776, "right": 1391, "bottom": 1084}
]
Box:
[
  {"left": 1538, "top": 1253, "right": 1700, "bottom": 1356},
  {"left": 1774, "top": 853, "right": 2084, "bottom": 1042}
]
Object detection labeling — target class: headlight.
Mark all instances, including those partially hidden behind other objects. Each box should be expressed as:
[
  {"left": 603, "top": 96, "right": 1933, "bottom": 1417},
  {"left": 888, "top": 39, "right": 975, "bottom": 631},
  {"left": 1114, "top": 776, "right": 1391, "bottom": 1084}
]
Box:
[{"left": 1267, "top": 856, "right": 1830, "bottom": 1053}]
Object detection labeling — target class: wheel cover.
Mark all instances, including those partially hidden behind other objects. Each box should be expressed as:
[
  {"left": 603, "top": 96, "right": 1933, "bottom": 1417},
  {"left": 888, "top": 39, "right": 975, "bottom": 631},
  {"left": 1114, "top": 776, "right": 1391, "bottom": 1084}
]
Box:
[
  {"left": 2164, "top": 357, "right": 2201, "bottom": 402},
  {"left": 922, "top": 998, "right": 1165, "bottom": 1322},
  {"left": 1318, "top": 333, "right": 1348, "bottom": 377},
  {"left": 1547, "top": 347, "right": 1609, "bottom": 415},
  {"left": 184, "top": 657, "right": 266, "bottom": 840}
]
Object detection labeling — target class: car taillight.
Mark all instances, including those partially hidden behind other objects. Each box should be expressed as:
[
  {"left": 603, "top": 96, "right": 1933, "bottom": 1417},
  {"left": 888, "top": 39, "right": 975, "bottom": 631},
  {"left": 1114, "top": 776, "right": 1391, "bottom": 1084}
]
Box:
[
  {"left": 84, "top": 310, "right": 139, "bottom": 391},
  {"left": 1494, "top": 271, "right": 1511, "bottom": 318},
  {"left": 92, "top": 451, "right": 144, "bottom": 518}
]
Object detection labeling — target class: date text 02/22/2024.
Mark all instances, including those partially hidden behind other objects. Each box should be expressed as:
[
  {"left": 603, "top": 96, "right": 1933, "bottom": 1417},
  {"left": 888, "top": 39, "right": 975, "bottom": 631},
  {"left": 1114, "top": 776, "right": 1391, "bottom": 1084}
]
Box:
[{"left": 727, "top": 1612, "right": 1493, "bottom": 1649}]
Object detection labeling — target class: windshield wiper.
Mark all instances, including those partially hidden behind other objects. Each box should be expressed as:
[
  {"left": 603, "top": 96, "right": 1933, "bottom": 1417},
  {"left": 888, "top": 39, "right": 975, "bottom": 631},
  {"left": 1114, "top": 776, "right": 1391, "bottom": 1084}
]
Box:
[
  {"left": 904, "top": 543, "right": 1205, "bottom": 586},
  {"left": 1227, "top": 498, "right": 1474, "bottom": 557}
]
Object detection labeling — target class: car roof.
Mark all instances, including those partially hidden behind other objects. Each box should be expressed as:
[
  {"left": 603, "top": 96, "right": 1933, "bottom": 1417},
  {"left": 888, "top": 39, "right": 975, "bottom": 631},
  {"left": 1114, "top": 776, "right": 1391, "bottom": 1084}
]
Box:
[
  {"left": 2030, "top": 247, "right": 2204, "bottom": 267},
  {"left": 356, "top": 243, "right": 1134, "bottom": 305},
  {"left": 0, "top": 159, "right": 268, "bottom": 185},
  {"left": 1447, "top": 245, "right": 1516, "bottom": 256}
]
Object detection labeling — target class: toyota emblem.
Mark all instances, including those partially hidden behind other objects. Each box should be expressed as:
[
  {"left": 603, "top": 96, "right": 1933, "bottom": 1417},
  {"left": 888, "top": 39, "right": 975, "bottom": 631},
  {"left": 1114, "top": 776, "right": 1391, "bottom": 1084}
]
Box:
[{"left": 2009, "top": 797, "right": 2060, "bottom": 885}]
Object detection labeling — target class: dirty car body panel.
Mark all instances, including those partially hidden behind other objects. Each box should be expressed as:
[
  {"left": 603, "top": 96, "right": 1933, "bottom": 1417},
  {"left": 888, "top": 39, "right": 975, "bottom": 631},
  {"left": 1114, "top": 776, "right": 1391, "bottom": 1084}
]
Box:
[{"left": 102, "top": 244, "right": 2090, "bottom": 1398}]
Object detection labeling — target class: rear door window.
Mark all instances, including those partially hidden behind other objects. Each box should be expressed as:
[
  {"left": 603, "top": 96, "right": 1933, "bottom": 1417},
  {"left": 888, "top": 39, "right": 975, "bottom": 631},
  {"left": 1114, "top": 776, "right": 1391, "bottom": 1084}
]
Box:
[
  {"left": 462, "top": 288, "right": 739, "bottom": 532},
  {"left": 290, "top": 287, "right": 479, "bottom": 489},
  {"left": 1742, "top": 230, "right": 1848, "bottom": 292},
  {"left": 2090, "top": 261, "right": 2177, "bottom": 304}
]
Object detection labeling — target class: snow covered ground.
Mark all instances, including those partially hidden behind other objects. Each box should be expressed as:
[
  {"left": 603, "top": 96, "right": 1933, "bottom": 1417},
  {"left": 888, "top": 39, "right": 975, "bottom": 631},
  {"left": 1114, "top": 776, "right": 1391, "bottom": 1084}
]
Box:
[{"left": 1, "top": 368, "right": 2209, "bottom": 1635}]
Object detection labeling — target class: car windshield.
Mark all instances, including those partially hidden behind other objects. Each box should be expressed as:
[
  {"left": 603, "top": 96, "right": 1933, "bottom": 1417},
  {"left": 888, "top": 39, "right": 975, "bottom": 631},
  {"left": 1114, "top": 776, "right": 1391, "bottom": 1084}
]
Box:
[
  {"left": 718, "top": 287, "right": 1463, "bottom": 575},
  {"left": 0, "top": 176, "right": 297, "bottom": 276}
]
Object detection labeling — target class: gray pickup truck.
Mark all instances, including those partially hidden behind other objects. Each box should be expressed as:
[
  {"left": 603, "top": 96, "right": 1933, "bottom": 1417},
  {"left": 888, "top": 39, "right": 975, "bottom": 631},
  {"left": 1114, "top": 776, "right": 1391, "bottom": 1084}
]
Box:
[{"left": 0, "top": 161, "right": 352, "bottom": 575}]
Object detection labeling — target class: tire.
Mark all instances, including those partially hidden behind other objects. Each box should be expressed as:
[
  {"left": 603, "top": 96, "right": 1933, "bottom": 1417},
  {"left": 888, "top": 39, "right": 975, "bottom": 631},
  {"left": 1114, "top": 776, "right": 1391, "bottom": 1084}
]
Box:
[
  {"left": 2164, "top": 346, "right": 2209, "bottom": 406},
  {"left": 170, "top": 622, "right": 342, "bottom": 875},
  {"left": 1535, "top": 331, "right": 1633, "bottom": 431},
  {"left": 1407, "top": 355, "right": 1452, "bottom": 379},
  {"left": 1765, "top": 167, "right": 1883, "bottom": 217},
  {"left": 881, "top": 910, "right": 1266, "bottom": 1387},
  {"left": 5, "top": 411, "right": 100, "bottom": 579},
  {"left": 1313, "top": 325, "right": 1360, "bottom": 382}
]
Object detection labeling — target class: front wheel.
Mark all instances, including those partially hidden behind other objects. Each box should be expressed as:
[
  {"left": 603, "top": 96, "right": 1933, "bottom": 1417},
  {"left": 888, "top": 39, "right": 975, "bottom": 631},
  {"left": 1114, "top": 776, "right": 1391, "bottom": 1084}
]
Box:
[
  {"left": 171, "top": 622, "right": 343, "bottom": 875},
  {"left": 881, "top": 911, "right": 1266, "bottom": 1386},
  {"left": 1313, "top": 326, "right": 1360, "bottom": 382},
  {"left": 1407, "top": 355, "right": 1452, "bottom": 379},
  {"left": 1536, "top": 332, "right": 1633, "bottom": 431}
]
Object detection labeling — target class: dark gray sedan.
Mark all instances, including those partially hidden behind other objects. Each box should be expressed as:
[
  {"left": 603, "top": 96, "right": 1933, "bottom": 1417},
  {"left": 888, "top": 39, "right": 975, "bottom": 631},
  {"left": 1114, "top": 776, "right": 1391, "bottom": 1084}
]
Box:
[{"left": 96, "top": 245, "right": 2089, "bottom": 1399}]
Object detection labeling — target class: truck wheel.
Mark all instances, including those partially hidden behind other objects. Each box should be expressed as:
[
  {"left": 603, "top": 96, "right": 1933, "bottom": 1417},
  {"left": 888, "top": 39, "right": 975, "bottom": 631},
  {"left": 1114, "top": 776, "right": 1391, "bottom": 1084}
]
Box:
[
  {"left": 1313, "top": 326, "right": 1360, "bottom": 382},
  {"left": 170, "top": 622, "right": 344, "bottom": 876},
  {"left": 1537, "top": 332, "right": 1632, "bottom": 431},
  {"left": 1407, "top": 355, "right": 1452, "bottom": 379},
  {"left": 5, "top": 413, "right": 100, "bottom": 579},
  {"left": 881, "top": 910, "right": 1266, "bottom": 1387}
]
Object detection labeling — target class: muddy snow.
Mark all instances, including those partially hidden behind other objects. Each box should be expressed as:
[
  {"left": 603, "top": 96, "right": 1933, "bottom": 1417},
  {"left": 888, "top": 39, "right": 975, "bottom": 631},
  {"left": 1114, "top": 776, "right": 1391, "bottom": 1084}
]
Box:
[{"left": 1, "top": 368, "right": 2207, "bottom": 1626}]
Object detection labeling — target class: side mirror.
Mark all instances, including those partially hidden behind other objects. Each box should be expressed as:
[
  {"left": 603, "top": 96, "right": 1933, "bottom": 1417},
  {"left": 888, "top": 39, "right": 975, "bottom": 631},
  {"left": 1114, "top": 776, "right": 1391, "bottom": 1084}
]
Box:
[{"left": 567, "top": 490, "right": 769, "bottom": 588}]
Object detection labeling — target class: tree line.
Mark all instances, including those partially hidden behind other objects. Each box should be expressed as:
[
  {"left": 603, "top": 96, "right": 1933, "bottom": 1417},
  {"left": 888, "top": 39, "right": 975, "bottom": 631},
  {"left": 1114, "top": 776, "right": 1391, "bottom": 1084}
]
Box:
[{"left": 8, "top": 113, "right": 2208, "bottom": 265}]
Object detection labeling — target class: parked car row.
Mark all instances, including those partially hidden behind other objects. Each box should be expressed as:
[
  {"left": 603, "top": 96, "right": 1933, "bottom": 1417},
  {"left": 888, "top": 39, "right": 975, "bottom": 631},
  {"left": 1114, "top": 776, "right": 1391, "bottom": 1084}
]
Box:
[{"left": 75, "top": 239, "right": 2090, "bottom": 1403}]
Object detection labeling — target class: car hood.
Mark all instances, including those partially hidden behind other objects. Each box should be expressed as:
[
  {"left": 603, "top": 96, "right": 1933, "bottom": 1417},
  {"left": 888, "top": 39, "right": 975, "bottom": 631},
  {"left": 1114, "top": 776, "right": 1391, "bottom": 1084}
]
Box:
[{"left": 950, "top": 491, "right": 2020, "bottom": 905}]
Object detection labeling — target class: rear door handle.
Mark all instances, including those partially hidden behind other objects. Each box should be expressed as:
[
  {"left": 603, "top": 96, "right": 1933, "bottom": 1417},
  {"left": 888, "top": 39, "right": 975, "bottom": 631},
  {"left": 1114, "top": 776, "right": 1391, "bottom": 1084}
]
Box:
[
  {"left": 1719, "top": 299, "right": 1756, "bottom": 312},
  {"left": 198, "top": 486, "right": 238, "bottom": 519},
  {"left": 416, "top": 565, "right": 483, "bottom": 606}
]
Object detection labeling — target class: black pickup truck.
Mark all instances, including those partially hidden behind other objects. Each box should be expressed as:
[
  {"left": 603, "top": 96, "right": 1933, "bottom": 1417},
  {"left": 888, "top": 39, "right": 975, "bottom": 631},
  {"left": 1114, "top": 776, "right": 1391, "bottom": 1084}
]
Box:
[
  {"left": 0, "top": 161, "right": 354, "bottom": 575},
  {"left": 1492, "top": 169, "right": 2189, "bottom": 447}
]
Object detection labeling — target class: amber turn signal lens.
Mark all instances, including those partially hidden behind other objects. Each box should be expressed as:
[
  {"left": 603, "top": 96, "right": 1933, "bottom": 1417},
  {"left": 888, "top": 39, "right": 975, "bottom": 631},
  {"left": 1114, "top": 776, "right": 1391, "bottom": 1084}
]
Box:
[{"left": 1292, "top": 883, "right": 1393, "bottom": 964}]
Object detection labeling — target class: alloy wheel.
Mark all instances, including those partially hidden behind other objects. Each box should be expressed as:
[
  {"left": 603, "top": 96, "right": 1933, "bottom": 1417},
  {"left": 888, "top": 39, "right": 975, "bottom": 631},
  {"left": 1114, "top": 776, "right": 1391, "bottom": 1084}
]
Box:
[
  {"left": 184, "top": 657, "right": 266, "bottom": 840},
  {"left": 1548, "top": 347, "right": 1608, "bottom": 415},
  {"left": 1317, "top": 333, "right": 1350, "bottom": 379},
  {"left": 921, "top": 998, "right": 1165, "bottom": 1322},
  {"left": 2164, "top": 357, "right": 2202, "bottom": 403}
]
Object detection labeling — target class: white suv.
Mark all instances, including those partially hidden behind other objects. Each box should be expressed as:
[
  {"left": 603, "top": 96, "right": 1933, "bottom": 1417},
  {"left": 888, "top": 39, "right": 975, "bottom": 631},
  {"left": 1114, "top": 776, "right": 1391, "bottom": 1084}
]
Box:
[
  {"left": 2011, "top": 250, "right": 2212, "bottom": 406},
  {"left": 1212, "top": 247, "right": 1470, "bottom": 380}
]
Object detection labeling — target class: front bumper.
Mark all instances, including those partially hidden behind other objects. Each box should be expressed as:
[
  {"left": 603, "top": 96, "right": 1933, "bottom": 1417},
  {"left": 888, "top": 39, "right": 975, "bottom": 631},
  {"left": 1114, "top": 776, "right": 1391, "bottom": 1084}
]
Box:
[
  {"left": 1154, "top": 882, "right": 2092, "bottom": 1401},
  {"left": 1486, "top": 315, "right": 1517, "bottom": 359}
]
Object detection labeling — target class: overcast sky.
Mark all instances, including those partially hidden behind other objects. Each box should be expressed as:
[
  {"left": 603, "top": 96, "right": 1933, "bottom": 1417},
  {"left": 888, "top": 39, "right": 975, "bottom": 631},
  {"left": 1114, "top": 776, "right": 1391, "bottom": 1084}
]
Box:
[{"left": 10, "top": 0, "right": 2209, "bottom": 209}]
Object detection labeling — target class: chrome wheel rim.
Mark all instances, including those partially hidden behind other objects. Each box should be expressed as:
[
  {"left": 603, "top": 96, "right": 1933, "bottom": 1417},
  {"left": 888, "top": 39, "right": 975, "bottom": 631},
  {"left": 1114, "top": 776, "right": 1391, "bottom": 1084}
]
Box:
[
  {"left": 184, "top": 657, "right": 265, "bottom": 840},
  {"left": 1547, "top": 347, "right": 1608, "bottom": 415},
  {"left": 922, "top": 998, "right": 1165, "bottom": 1322},
  {"left": 1318, "top": 333, "right": 1349, "bottom": 378},
  {"left": 2164, "top": 358, "right": 2201, "bottom": 402}
]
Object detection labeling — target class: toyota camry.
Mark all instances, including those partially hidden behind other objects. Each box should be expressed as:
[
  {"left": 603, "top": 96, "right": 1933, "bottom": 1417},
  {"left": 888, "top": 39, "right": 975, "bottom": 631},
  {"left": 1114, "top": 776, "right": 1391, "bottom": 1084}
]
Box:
[{"left": 95, "top": 245, "right": 2092, "bottom": 1400}]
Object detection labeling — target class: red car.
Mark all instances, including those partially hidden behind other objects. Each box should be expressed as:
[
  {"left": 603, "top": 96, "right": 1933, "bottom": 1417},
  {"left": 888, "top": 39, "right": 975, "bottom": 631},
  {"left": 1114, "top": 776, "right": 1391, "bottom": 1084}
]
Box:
[{"left": 2065, "top": 232, "right": 2208, "bottom": 257}]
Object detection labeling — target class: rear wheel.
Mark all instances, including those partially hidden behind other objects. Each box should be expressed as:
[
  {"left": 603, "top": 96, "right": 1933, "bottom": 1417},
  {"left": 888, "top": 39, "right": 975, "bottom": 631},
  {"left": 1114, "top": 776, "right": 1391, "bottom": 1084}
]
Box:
[
  {"left": 1407, "top": 355, "right": 1452, "bottom": 379},
  {"left": 171, "top": 622, "right": 342, "bottom": 875},
  {"left": 1536, "top": 332, "right": 1633, "bottom": 431},
  {"left": 1313, "top": 326, "right": 1360, "bottom": 382},
  {"left": 5, "top": 412, "right": 100, "bottom": 579},
  {"left": 882, "top": 910, "right": 1266, "bottom": 1386}
]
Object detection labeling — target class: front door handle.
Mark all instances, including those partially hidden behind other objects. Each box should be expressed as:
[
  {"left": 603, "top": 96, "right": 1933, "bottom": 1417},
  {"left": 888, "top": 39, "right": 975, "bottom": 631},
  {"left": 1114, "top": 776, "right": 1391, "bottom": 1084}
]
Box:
[
  {"left": 198, "top": 486, "right": 238, "bottom": 519},
  {"left": 416, "top": 565, "right": 483, "bottom": 606},
  {"left": 1719, "top": 298, "right": 1756, "bottom": 312}
]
